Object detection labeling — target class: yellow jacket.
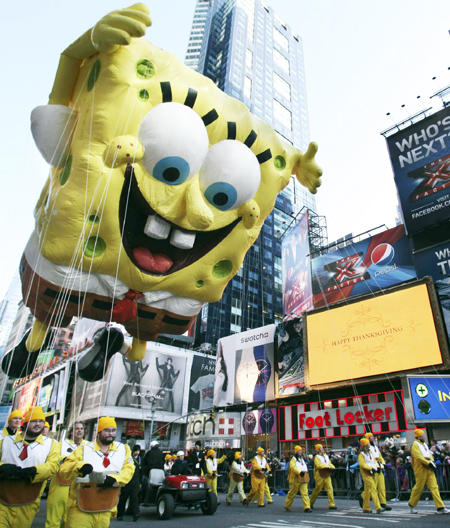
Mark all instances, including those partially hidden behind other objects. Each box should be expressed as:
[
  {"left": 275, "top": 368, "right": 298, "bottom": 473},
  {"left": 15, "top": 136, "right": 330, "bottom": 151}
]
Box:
[
  {"left": 0, "top": 432, "right": 60, "bottom": 484},
  {"left": 358, "top": 452, "right": 377, "bottom": 473},
  {"left": 313, "top": 454, "right": 335, "bottom": 476},
  {"left": 288, "top": 456, "right": 308, "bottom": 483},
  {"left": 206, "top": 454, "right": 226, "bottom": 475},
  {"left": 411, "top": 441, "right": 434, "bottom": 473}
]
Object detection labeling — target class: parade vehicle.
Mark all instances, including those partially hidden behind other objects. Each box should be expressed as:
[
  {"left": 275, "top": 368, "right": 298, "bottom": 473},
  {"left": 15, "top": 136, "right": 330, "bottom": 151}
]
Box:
[{"left": 145, "top": 469, "right": 217, "bottom": 520}]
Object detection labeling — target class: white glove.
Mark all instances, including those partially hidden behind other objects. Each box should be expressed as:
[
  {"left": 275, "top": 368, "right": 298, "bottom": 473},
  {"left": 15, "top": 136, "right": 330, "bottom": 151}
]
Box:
[{"left": 89, "top": 471, "right": 106, "bottom": 484}]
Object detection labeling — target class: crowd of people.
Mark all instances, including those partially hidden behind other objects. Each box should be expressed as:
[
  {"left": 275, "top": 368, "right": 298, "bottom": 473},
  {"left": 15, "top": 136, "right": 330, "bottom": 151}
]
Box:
[{"left": 1, "top": 407, "right": 450, "bottom": 528}]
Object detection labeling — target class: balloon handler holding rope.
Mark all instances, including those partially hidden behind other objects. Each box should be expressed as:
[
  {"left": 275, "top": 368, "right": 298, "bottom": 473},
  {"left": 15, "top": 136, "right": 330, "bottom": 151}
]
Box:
[{"left": 1, "top": 4, "right": 322, "bottom": 382}]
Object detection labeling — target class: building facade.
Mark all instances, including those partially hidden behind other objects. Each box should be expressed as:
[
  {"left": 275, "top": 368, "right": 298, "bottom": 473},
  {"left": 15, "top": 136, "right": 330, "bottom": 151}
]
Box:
[{"left": 186, "top": 0, "right": 316, "bottom": 346}]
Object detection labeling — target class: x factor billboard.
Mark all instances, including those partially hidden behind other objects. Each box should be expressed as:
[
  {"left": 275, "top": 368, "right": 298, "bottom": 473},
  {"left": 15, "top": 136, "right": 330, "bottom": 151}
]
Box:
[
  {"left": 282, "top": 210, "right": 313, "bottom": 317},
  {"left": 312, "top": 225, "right": 416, "bottom": 308},
  {"left": 386, "top": 106, "right": 450, "bottom": 234}
]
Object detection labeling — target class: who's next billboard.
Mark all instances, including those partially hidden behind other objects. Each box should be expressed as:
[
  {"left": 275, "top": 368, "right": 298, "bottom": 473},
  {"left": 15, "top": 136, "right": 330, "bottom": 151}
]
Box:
[
  {"left": 281, "top": 210, "right": 313, "bottom": 317},
  {"left": 386, "top": 106, "right": 450, "bottom": 235},
  {"left": 312, "top": 225, "right": 416, "bottom": 308}
]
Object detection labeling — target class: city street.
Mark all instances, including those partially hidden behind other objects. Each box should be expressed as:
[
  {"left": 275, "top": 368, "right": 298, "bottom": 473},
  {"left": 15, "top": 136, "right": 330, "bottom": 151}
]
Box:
[{"left": 31, "top": 496, "right": 450, "bottom": 528}]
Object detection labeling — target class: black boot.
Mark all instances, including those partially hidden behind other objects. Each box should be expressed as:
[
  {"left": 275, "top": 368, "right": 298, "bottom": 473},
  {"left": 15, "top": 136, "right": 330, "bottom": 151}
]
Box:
[
  {"left": 1, "top": 328, "right": 51, "bottom": 378},
  {"left": 380, "top": 503, "right": 392, "bottom": 511},
  {"left": 78, "top": 326, "right": 124, "bottom": 382}
]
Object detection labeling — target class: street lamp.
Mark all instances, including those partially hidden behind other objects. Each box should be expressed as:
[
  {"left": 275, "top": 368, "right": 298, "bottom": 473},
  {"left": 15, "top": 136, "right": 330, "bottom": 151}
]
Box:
[{"left": 148, "top": 395, "right": 156, "bottom": 446}]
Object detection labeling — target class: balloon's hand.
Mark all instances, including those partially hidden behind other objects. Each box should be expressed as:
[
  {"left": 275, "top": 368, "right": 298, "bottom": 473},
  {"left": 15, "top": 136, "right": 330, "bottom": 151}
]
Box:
[
  {"left": 91, "top": 3, "right": 152, "bottom": 54},
  {"left": 293, "top": 142, "right": 323, "bottom": 195}
]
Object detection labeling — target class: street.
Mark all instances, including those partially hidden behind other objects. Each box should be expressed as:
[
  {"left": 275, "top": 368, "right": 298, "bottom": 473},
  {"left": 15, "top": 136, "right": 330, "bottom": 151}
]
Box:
[{"left": 31, "top": 496, "right": 450, "bottom": 528}]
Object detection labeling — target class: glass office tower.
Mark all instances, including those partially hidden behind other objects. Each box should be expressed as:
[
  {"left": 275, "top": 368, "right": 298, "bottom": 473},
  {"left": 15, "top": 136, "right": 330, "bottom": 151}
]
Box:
[{"left": 185, "top": 0, "right": 316, "bottom": 346}]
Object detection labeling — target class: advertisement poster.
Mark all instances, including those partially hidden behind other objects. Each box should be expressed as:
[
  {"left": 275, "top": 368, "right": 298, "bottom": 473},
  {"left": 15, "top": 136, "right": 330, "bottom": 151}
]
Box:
[
  {"left": 186, "top": 411, "right": 241, "bottom": 449},
  {"left": 282, "top": 210, "right": 313, "bottom": 317},
  {"left": 188, "top": 354, "right": 215, "bottom": 412},
  {"left": 241, "top": 409, "right": 277, "bottom": 435},
  {"left": 275, "top": 317, "right": 305, "bottom": 396},
  {"left": 105, "top": 344, "right": 187, "bottom": 415},
  {"left": 408, "top": 376, "right": 450, "bottom": 421},
  {"left": 38, "top": 384, "right": 53, "bottom": 413},
  {"left": 413, "top": 239, "right": 450, "bottom": 282},
  {"left": 214, "top": 325, "right": 275, "bottom": 406},
  {"left": 386, "top": 106, "right": 450, "bottom": 234},
  {"left": 17, "top": 378, "right": 41, "bottom": 414},
  {"left": 312, "top": 225, "right": 416, "bottom": 308},
  {"left": 307, "top": 283, "right": 444, "bottom": 387}
]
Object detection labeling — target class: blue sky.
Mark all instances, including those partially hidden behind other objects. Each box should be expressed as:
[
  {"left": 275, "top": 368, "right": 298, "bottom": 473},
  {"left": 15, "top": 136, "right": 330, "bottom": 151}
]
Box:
[{"left": 1, "top": 0, "right": 449, "bottom": 298}]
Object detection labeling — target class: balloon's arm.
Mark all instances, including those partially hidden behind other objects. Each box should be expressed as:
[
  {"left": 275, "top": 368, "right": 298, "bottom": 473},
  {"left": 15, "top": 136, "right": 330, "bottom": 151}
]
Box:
[
  {"left": 292, "top": 142, "right": 323, "bottom": 195},
  {"left": 48, "top": 3, "right": 152, "bottom": 106}
]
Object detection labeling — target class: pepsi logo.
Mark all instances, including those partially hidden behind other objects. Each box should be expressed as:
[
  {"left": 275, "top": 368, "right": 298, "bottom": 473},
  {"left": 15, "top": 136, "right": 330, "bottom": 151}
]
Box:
[{"left": 371, "top": 243, "right": 395, "bottom": 266}]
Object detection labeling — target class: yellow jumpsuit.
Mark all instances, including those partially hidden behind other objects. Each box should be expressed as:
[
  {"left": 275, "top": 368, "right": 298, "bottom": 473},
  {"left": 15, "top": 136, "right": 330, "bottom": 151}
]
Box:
[
  {"left": 358, "top": 452, "right": 381, "bottom": 511},
  {"left": 45, "top": 439, "right": 88, "bottom": 528},
  {"left": 226, "top": 461, "right": 248, "bottom": 504},
  {"left": 245, "top": 456, "right": 267, "bottom": 506},
  {"left": 0, "top": 433, "right": 60, "bottom": 528},
  {"left": 370, "top": 446, "right": 387, "bottom": 506},
  {"left": 285, "top": 456, "right": 310, "bottom": 511},
  {"left": 59, "top": 441, "right": 134, "bottom": 528},
  {"left": 205, "top": 454, "right": 226, "bottom": 496},
  {"left": 409, "top": 440, "right": 445, "bottom": 509},
  {"left": 309, "top": 454, "right": 335, "bottom": 508}
]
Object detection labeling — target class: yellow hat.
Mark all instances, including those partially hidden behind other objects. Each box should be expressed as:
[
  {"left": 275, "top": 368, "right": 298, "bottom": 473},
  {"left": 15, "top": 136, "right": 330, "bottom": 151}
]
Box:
[
  {"left": 360, "top": 438, "right": 370, "bottom": 447},
  {"left": 364, "top": 432, "right": 373, "bottom": 439},
  {"left": 44, "top": 422, "right": 50, "bottom": 428},
  {"left": 23, "top": 407, "right": 45, "bottom": 424},
  {"left": 294, "top": 445, "right": 302, "bottom": 454},
  {"left": 8, "top": 410, "right": 22, "bottom": 422},
  {"left": 314, "top": 444, "right": 322, "bottom": 450},
  {"left": 207, "top": 449, "right": 216, "bottom": 457},
  {"left": 414, "top": 429, "right": 425, "bottom": 437},
  {"left": 97, "top": 417, "right": 117, "bottom": 433},
  {"left": 257, "top": 447, "right": 265, "bottom": 454},
  {"left": 172, "top": 454, "right": 177, "bottom": 459},
  {"left": 165, "top": 454, "right": 171, "bottom": 461},
  {"left": 235, "top": 451, "right": 242, "bottom": 460}
]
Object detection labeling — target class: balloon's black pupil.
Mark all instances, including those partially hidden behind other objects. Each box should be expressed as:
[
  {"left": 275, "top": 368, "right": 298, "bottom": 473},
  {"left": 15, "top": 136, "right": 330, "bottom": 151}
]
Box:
[
  {"left": 163, "top": 167, "right": 180, "bottom": 182},
  {"left": 213, "top": 192, "right": 228, "bottom": 206}
]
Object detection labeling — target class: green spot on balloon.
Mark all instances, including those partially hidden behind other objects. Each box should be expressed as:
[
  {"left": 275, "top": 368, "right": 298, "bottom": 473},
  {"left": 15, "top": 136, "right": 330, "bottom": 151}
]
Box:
[
  {"left": 196, "top": 280, "right": 205, "bottom": 288},
  {"left": 274, "top": 155, "right": 286, "bottom": 171},
  {"left": 136, "top": 59, "right": 155, "bottom": 79},
  {"left": 88, "top": 214, "right": 99, "bottom": 224},
  {"left": 60, "top": 155, "right": 72, "bottom": 186},
  {"left": 84, "top": 237, "right": 106, "bottom": 258},
  {"left": 138, "top": 89, "right": 150, "bottom": 101},
  {"left": 87, "top": 60, "right": 101, "bottom": 92},
  {"left": 212, "top": 260, "right": 233, "bottom": 278}
]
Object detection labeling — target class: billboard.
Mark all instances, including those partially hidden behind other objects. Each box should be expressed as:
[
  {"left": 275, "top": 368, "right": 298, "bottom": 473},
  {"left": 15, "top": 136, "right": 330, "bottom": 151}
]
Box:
[
  {"left": 413, "top": 239, "right": 450, "bottom": 282},
  {"left": 407, "top": 376, "right": 450, "bottom": 422},
  {"left": 386, "top": 106, "right": 450, "bottom": 234},
  {"left": 186, "top": 411, "right": 241, "bottom": 449},
  {"left": 17, "top": 378, "right": 41, "bottom": 415},
  {"left": 312, "top": 225, "right": 416, "bottom": 308},
  {"left": 275, "top": 317, "right": 306, "bottom": 396},
  {"left": 241, "top": 408, "right": 277, "bottom": 435},
  {"left": 214, "top": 325, "right": 275, "bottom": 406},
  {"left": 188, "top": 354, "right": 215, "bottom": 412},
  {"left": 282, "top": 210, "right": 313, "bottom": 317},
  {"left": 279, "top": 390, "right": 409, "bottom": 441},
  {"left": 306, "top": 282, "right": 447, "bottom": 388}
]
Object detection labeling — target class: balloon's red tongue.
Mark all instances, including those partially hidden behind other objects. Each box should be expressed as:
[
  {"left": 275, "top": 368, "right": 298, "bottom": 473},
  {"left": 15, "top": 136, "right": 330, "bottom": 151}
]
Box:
[{"left": 132, "top": 247, "right": 173, "bottom": 274}]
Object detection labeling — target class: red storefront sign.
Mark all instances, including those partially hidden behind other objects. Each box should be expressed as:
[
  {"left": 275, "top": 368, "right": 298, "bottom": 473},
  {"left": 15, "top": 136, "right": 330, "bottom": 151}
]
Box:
[{"left": 125, "top": 421, "right": 144, "bottom": 437}]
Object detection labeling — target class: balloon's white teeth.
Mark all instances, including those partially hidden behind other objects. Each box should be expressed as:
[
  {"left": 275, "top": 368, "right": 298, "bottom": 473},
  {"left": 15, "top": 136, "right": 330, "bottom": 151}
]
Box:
[
  {"left": 170, "top": 229, "right": 196, "bottom": 249},
  {"left": 144, "top": 215, "right": 171, "bottom": 240}
]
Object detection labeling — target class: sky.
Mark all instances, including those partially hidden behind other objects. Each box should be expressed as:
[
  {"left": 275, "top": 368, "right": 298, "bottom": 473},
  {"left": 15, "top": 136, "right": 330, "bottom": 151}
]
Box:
[{"left": 1, "top": 0, "right": 450, "bottom": 299}]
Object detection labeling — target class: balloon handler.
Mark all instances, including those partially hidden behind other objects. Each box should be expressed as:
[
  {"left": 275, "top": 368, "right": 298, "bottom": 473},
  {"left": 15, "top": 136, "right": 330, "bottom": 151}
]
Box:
[
  {"left": 243, "top": 447, "right": 269, "bottom": 507},
  {"left": 309, "top": 444, "right": 337, "bottom": 510},
  {"left": 284, "top": 446, "right": 311, "bottom": 513},
  {"left": 205, "top": 449, "right": 226, "bottom": 498},
  {"left": 358, "top": 438, "right": 384, "bottom": 514},
  {"left": 226, "top": 451, "right": 249, "bottom": 505},
  {"left": 1, "top": 3, "right": 322, "bottom": 384},
  {"left": 59, "top": 417, "right": 135, "bottom": 528},
  {"left": 0, "top": 406, "right": 60, "bottom": 528}
]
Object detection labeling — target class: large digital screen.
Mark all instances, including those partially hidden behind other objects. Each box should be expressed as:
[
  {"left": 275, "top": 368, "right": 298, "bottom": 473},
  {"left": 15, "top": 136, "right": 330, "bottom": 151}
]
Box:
[
  {"left": 312, "top": 225, "right": 416, "bottom": 308},
  {"left": 386, "top": 106, "right": 450, "bottom": 234},
  {"left": 307, "top": 283, "right": 445, "bottom": 387}
]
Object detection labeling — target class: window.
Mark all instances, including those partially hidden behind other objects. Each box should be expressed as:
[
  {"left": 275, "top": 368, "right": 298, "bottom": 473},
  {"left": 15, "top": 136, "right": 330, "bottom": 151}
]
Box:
[
  {"left": 274, "top": 100, "right": 292, "bottom": 130},
  {"left": 246, "top": 48, "right": 253, "bottom": 70},
  {"left": 273, "top": 49, "right": 289, "bottom": 74},
  {"left": 273, "top": 28, "right": 289, "bottom": 52},
  {"left": 274, "top": 73, "right": 291, "bottom": 101},
  {"left": 244, "top": 76, "right": 252, "bottom": 99}
]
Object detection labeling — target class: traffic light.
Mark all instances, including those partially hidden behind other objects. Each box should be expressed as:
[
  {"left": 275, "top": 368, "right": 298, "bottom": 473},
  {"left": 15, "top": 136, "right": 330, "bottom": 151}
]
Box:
[{"left": 210, "top": 409, "right": 215, "bottom": 420}]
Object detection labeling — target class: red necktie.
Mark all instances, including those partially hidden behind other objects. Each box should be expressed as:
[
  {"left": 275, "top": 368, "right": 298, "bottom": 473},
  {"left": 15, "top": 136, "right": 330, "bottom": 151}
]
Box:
[
  {"left": 103, "top": 453, "right": 110, "bottom": 468},
  {"left": 19, "top": 445, "right": 28, "bottom": 461}
]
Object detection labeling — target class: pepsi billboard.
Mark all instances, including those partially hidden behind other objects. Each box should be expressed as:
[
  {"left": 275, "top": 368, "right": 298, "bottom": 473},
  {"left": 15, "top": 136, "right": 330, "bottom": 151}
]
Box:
[
  {"left": 408, "top": 376, "right": 450, "bottom": 422},
  {"left": 312, "top": 225, "right": 416, "bottom": 308},
  {"left": 281, "top": 210, "right": 313, "bottom": 317},
  {"left": 386, "top": 106, "right": 450, "bottom": 235}
]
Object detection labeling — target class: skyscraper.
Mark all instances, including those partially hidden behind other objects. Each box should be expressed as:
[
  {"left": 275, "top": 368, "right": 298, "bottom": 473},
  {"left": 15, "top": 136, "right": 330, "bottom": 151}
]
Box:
[{"left": 186, "top": 0, "right": 317, "bottom": 346}]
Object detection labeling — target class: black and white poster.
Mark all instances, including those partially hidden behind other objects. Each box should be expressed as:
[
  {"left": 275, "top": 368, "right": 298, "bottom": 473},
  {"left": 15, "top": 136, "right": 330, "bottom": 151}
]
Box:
[
  {"left": 276, "top": 317, "right": 306, "bottom": 396},
  {"left": 188, "top": 354, "right": 215, "bottom": 412}
]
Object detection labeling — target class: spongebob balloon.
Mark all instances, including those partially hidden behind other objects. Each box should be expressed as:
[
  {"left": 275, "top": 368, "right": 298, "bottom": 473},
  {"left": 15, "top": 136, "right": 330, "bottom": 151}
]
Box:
[{"left": 2, "top": 4, "right": 322, "bottom": 382}]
